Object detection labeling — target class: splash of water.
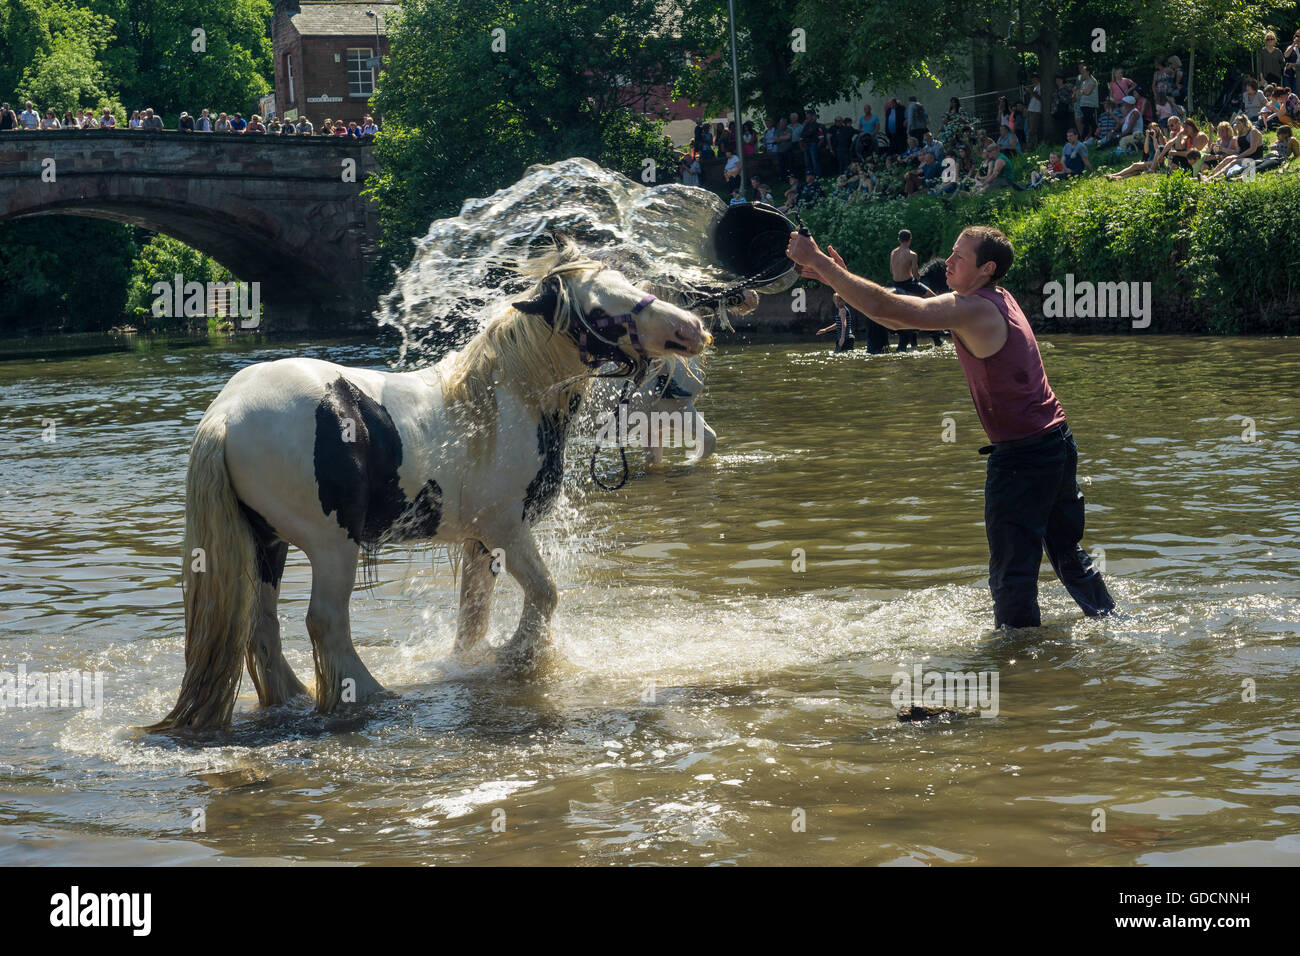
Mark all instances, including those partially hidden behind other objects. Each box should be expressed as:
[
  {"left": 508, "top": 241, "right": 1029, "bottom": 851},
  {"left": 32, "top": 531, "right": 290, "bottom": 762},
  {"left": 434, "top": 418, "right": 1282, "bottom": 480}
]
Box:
[{"left": 378, "top": 157, "right": 739, "bottom": 367}]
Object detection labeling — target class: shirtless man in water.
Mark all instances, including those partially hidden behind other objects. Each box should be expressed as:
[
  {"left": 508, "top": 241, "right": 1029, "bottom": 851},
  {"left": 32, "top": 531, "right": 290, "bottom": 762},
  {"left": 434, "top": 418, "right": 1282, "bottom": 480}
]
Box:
[
  {"left": 890, "top": 230, "right": 942, "bottom": 349},
  {"left": 787, "top": 224, "right": 1115, "bottom": 628}
]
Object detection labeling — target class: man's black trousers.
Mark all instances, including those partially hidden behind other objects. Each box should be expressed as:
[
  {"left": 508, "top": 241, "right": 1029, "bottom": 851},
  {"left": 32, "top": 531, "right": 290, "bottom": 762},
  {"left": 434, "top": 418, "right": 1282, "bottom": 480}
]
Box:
[{"left": 983, "top": 424, "right": 1115, "bottom": 627}]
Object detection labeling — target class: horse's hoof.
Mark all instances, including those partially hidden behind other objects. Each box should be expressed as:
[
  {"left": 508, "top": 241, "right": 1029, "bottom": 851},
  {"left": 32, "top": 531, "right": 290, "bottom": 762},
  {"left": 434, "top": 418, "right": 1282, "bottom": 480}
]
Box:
[
  {"left": 453, "top": 643, "right": 495, "bottom": 667},
  {"left": 317, "top": 673, "right": 388, "bottom": 712},
  {"left": 496, "top": 640, "right": 553, "bottom": 678}
]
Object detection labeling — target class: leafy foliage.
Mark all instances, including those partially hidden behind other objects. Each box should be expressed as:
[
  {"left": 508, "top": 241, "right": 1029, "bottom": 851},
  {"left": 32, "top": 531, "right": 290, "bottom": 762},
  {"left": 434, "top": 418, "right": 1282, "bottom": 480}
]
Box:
[
  {"left": 124, "top": 234, "right": 235, "bottom": 327},
  {"left": 369, "top": 0, "right": 699, "bottom": 267},
  {"left": 1, "top": 0, "right": 120, "bottom": 114},
  {"left": 805, "top": 162, "right": 1299, "bottom": 334},
  {"left": 86, "top": 0, "right": 272, "bottom": 122},
  {"left": 0, "top": 218, "right": 141, "bottom": 334},
  {"left": 0, "top": 0, "right": 271, "bottom": 336},
  {"left": 678, "top": 0, "right": 961, "bottom": 122}
]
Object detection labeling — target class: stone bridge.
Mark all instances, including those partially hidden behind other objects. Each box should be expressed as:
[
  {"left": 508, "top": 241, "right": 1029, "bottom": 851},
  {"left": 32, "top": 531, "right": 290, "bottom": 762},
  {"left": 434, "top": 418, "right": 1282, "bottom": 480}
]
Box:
[{"left": 0, "top": 130, "right": 381, "bottom": 331}]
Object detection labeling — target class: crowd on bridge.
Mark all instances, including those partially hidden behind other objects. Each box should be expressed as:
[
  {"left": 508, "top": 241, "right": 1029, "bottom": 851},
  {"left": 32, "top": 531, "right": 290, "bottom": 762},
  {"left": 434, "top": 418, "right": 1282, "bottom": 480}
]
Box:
[
  {"left": 0, "top": 101, "right": 380, "bottom": 139},
  {"left": 682, "top": 27, "right": 1300, "bottom": 206}
]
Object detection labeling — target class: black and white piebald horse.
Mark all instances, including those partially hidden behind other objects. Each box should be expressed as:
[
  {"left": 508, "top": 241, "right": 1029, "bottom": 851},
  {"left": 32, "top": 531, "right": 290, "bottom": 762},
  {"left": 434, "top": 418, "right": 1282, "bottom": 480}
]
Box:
[{"left": 150, "top": 234, "right": 709, "bottom": 731}]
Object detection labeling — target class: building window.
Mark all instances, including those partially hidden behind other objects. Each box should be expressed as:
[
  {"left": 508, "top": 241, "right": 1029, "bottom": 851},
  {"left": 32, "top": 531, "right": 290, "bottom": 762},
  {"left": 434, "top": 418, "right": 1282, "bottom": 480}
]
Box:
[
  {"left": 348, "top": 48, "right": 375, "bottom": 97},
  {"left": 286, "top": 54, "right": 295, "bottom": 105}
]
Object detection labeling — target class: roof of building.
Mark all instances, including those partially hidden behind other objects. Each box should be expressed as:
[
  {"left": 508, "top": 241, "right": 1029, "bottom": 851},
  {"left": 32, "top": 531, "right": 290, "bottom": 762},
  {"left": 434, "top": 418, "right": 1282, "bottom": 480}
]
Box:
[{"left": 288, "top": 2, "right": 399, "bottom": 37}]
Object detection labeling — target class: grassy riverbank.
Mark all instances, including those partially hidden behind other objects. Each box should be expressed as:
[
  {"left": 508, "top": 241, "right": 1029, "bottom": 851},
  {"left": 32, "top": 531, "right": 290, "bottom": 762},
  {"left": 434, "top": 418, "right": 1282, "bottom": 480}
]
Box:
[{"left": 801, "top": 142, "right": 1300, "bottom": 334}]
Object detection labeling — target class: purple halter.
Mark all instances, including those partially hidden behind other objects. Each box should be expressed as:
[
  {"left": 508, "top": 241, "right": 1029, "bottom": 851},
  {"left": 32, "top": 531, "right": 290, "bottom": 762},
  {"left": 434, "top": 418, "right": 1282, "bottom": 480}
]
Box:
[{"left": 576, "top": 294, "right": 656, "bottom": 369}]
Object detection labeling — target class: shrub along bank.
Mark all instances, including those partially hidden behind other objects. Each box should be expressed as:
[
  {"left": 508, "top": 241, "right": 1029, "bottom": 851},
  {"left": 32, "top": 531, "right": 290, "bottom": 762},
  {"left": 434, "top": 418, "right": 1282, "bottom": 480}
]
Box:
[{"left": 800, "top": 168, "right": 1300, "bottom": 335}]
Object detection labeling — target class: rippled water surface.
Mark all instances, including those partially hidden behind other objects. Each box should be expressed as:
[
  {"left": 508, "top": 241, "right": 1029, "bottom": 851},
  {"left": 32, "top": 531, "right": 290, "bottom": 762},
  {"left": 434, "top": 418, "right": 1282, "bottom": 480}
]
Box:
[{"left": 2, "top": 335, "right": 1298, "bottom": 865}]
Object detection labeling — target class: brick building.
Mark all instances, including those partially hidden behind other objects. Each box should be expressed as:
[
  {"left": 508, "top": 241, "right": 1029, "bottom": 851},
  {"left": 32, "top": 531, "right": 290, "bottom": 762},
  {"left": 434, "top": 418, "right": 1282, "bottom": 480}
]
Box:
[{"left": 272, "top": 1, "right": 397, "bottom": 127}]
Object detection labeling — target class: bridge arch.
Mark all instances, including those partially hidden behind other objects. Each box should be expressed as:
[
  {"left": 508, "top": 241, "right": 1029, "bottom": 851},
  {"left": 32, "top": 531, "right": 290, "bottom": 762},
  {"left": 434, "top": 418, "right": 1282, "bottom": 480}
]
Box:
[{"left": 0, "top": 130, "right": 381, "bottom": 330}]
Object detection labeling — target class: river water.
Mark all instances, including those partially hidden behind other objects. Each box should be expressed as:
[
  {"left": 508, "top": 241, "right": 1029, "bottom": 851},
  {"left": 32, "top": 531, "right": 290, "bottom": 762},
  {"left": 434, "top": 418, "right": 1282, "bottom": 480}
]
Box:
[{"left": 2, "top": 333, "right": 1298, "bottom": 865}]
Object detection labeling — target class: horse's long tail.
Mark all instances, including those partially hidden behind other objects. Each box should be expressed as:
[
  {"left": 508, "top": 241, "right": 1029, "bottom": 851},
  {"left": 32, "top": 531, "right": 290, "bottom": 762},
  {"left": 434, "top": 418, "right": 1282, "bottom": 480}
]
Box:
[{"left": 147, "top": 414, "right": 257, "bottom": 731}]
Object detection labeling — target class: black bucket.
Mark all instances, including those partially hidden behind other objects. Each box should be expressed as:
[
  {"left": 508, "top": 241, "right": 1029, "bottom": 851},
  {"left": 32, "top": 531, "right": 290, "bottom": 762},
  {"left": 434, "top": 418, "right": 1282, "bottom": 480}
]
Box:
[{"left": 711, "top": 202, "right": 798, "bottom": 293}]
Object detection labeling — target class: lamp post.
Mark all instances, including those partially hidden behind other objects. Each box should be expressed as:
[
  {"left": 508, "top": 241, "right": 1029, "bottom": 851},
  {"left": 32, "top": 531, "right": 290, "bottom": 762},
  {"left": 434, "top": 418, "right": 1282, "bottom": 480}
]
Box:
[
  {"left": 365, "top": 8, "right": 383, "bottom": 125},
  {"left": 727, "top": 0, "right": 744, "bottom": 197}
]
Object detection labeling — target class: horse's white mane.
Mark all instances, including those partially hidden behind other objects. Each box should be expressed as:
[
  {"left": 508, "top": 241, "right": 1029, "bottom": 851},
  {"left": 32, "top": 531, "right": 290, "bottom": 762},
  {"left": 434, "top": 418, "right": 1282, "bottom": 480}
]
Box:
[{"left": 439, "top": 237, "right": 603, "bottom": 457}]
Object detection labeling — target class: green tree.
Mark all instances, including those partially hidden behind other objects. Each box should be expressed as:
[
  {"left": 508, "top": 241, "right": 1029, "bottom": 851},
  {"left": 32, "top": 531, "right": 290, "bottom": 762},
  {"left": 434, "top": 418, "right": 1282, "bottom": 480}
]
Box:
[
  {"left": 125, "top": 234, "right": 234, "bottom": 328},
  {"left": 369, "top": 0, "right": 700, "bottom": 265},
  {"left": 678, "top": 0, "right": 964, "bottom": 121},
  {"left": 0, "top": 0, "right": 51, "bottom": 102},
  {"left": 1134, "top": 0, "right": 1263, "bottom": 109},
  {"left": 0, "top": 219, "right": 142, "bottom": 334},
  {"left": 1, "top": 0, "right": 120, "bottom": 113},
  {"left": 86, "top": 0, "right": 272, "bottom": 122}
]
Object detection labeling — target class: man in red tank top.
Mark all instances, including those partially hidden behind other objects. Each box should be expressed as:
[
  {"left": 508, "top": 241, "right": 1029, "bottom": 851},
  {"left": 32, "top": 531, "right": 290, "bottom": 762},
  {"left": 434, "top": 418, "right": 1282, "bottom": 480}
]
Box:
[{"left": 786, "top": 225, "right": 1114, "bottom": 628}]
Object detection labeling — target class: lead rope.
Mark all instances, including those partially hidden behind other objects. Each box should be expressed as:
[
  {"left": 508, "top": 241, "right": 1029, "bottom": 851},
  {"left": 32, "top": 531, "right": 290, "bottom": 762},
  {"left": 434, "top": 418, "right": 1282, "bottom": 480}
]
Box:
[
  {"left": 688, "top": 211, "right": 810, "bottom": 309},
  {"left": 590, "top": 379, "right": 635, "bottom": 490},
  {"left": 586, "top": 233, "right": 810, "bottom": 490}
]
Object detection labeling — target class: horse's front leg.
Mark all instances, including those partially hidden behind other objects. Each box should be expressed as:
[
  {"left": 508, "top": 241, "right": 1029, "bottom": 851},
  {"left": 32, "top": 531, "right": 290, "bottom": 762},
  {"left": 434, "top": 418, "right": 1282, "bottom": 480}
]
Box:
[
  {"left": 495, "top": 528, "right": 557, "bottom": 675},
  {"left": 453, "top": 540, "right": 497, "bottom": 662}
]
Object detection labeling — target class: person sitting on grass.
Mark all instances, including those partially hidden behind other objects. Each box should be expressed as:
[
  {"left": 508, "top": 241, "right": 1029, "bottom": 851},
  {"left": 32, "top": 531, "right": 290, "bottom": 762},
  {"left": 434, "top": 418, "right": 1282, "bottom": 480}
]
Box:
[
  {"left": 799, "top": 170, "right": 825, "bottom": 206},
  {"left": 1145, "top": 116, "right": 1175, "bottom": 162},
  {"left": 954, "top": 144, "right": 975, "bottom": 179},
  {"left": 1061, "top": 128, "right": 1094, "bottom": 175},
  {"left": 1203, "top": 115, "right": 1263, "bottom": 179},
  {"left": 1154, "top": 92, "right": 1178, "bottom": 128},
  {"left": 904, "top": 166, "right": 927, "bottom": 197},
  {"left": 973, "top": 142, "right": 1015, "bottom": 192},
  {"left": 900, "top": 135, "right": 924, "bottom": 162},
  {"left": 781, "top": 173, "right": 800, "bottom": 213},
  {"left": 1093, "top": 98, "right": 1120, "bottom": 148},
  {"left": 1115, "top": 95, "right": 1144, "bottom": 151},
  {"left": 749, "top": 175, "right": 774, "bottom": 204},
  {"left": 996, "top": 122, "right": 1020, "bottom": 153},
  {"left": 1242, "top": 78, "right": 1267, "bottom": 124},
  {"left": 1030, "top": 151, "right": 1066, "bottom": 187},
  {"left": 836, "top": 165, "right": 860, "bottom": 199},
  {"left": 1259, "top": 84, "right": 1300, "bottom": 129},
  {"left": 853, "top": 164, "right": 878, "bottom": 201},
  {"left": 1254, "top": 125, "right": 1300, "bottom": 172},
  {"left": 1108, "top": 117, "right": 1178, "bottom": 179},
  {"left": 1206, "top": 125, "right": 1297, "bottom": 179},
  {"left": 1207, "top": 121, "right": 1238, "bottom": 162},
  {"left": 1160, "top": 118, "right": 1208, "bottom": 171}
]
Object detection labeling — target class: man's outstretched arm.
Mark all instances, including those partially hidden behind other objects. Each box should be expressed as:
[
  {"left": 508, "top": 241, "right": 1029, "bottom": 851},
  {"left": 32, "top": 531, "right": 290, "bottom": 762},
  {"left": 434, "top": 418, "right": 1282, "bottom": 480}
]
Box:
[
  {"left": 786, "top": 232, "right": 1008, "bottom": 355},
  {"left": 787, "top": 235, "right": 959, "bottom": 331}
]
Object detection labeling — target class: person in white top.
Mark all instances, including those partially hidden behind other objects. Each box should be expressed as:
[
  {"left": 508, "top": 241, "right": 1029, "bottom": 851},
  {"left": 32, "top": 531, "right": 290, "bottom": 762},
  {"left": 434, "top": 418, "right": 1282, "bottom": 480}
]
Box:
[
  {"left": 100, "top": 109, "right": 116, "bottom": 128},
  {"left": 1026, "top": 75, "right": 1042, "bottom": 148},
  {"left": 723, "top": 147, "right": 741, "bottom": 188},
  {"left": 1116, "top": 95, "right": 1144, "bottom": 150},
  {"left": 1241, "top": 78, "right": 1266, "bottom": 122},
  {"left": 20, "top": 101, "right": 40, "bottom": 129}
]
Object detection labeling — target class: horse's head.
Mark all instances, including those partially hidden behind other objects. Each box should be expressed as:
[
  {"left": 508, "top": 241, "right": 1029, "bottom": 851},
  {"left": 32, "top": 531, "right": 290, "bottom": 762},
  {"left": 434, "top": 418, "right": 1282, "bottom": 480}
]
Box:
[{"left": 512, "top": 233, "right": 711, "bottom": 378}]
